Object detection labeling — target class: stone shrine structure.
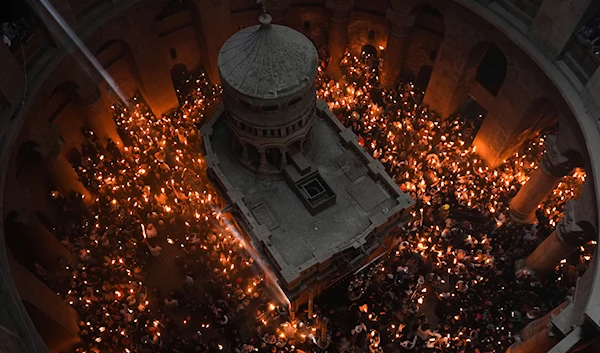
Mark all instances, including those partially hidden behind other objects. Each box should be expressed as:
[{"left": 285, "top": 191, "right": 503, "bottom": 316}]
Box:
[{"left": 201, "top": 12, "right": 415, "bottom": 308}]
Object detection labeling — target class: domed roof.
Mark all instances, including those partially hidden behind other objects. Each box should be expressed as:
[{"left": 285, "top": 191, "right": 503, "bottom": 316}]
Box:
[{"left": 218, "top": 16, "right": 318, "bottom": 100}]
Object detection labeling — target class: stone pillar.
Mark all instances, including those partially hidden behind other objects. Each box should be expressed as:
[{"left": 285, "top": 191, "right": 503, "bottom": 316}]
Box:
[
  {"left": 129, "top": 29, "right": 179, "bottom": 117},
  {"left": 307, "top": 289, "right": 314, "bottom": 319},
  {"left": 523, "top": 200, "right": 593, "bottom": 273},
  {"left": 280, "top": 147, "right": 288, "bottom": 169},
  {"left": 12, "top": 208, "right": 72, "bottom": 270},
  {"left": 241, "top": 143, "right": 250, "bottom": 164},
  {"left": 505, "top": 326, "right": 559, "bottom": 353},
  {"left": 379, "top": 9, "right": 415, "bottom": 88},
  {"left": 191, "top": 0, "right": 233, "bottom": 85},
  {"left": 510, "top": 135, "right": 575, "bottom": 224},
  {"left": 11, "top": 261, "right": 80, "bottom": 351},
  {"left": 530, "top": 0, "right": 594, "bottom": 60},
  {"left": 75, "top": 82, "right": 124, "bottom": 150},
  {"left": 325, "top": 0, "right": 354, "bottom": 79},
  {"left": 317, "top": 317, "right": 330, "bottom": 349},
  {"left": 259, "top": 149, "right": 269, "bottom": 173},
  {"left": 519, "top": 301, "right": 569, "bottom": 342},
  {"left": 0, "top": 42, "right": 26, "bottom": 107}
]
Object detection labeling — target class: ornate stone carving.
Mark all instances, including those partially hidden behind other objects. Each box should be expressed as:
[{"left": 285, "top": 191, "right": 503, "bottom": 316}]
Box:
[
  {"left": 540, "top": 135, "right": 573, "bottom": 177},
  {"left": 325, "top": 0, "right": 354, "bottom": 22},
  {"left": 385, "top": 9, "right": 415, "bottom": 37},
  {"left": 556, "top": 200, "right": 588, "bottom": 245},
  {"left": 34, "top": 123, "right": 63, "bottom": 160}
]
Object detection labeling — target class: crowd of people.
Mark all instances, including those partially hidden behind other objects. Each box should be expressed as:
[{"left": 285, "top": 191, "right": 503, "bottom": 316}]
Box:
[
  {"left": 577, "top": 13, "right": 600, "bottom": 56},
  {"left": 37, "top": 49, "right": 593, "bottom": 353}
]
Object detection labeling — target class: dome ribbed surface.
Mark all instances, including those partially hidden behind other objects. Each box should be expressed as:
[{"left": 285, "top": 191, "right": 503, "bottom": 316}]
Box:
[{"left": 218, "top": 23, "right": 318, "bottom": 100}]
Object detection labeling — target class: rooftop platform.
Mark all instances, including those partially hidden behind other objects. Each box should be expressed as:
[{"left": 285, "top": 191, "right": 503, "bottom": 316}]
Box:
[{"left": 202, "top": 101, "right": 414, "bottom": 287}]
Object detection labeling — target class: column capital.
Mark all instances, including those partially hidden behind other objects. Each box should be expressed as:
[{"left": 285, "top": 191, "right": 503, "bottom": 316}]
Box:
[
  {"left": 265, "top": 0, "right": 291, "bottom": 22},
  {"left": 556, "top": 200, "right": 591, "bottom": 246},
  {"left": 385, "top": 9, "right": 415, "bottom": 37},
  {"left": 540, "top": 135, "right": 574, "bottom": 177},
  {"left": 35, "top": 124, "right": 63, "bottom": 161},
  {"left": 325, "top": 0, "right": 354, "bottom": 22}
]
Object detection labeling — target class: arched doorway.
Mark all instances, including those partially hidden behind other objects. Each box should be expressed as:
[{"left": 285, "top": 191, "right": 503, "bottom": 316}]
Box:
[
  {"left": 95, "top": 39, "right": 139, "bottom": 100},
  {"left": 266, "top": 148, "right": 282, "bottom": 169},
  {"left": 48, "top": 82, "right": 78, "bottom": 123},
  {"left": 361, "top": 44, "right": 378, "bottom": 58},
  {"left": 170, "top": 63, "right": 189, "bottom": 96},
  {"left": 475, "top": 43, "right": 507, "bottom": 96},
  {"left": 415, "top": 65, "right": 433, "bottom": 91},
  {"left": 65, "top": 147, "right": 82, "bottom": 169}
]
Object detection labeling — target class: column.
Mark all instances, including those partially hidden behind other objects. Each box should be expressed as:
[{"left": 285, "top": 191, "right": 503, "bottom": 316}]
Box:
[
  {"left": 75, "top": 82, "right": 124, "bottom": 150},
  {"left": 523, "top": 200, "right": 593, "bottom": 274},
  {"left": 11, "top": 261, "right": 80, "bottom": 351},
  {"left": 129, "top": 30, "right": 179, "bottom": 116},
  {"left": 379, "top": 9, "right": 415, "bottom": 88},
  {"left": 0, "top": 42, "right": 26, "bottom": 107},
  {"left": 241, "top": 143, "right": 250, "bottom": 164},
  {"left": 510, "top": 135, "right": 575, "bottom": 223},
  {"left": 325, "top": 0, "right": 354, "bottom": 80},
  {"left": 505, "top": 326, "right": 559, "bottom": 353},
  {"left": 318, "top": 317, "right": 330, "bottom": 349},
  {"left": 191, "top": 0, "right": 233, "bottom": 85},
  {"left": 259, "top": 149, "right": 269, "bottom": 173},
  {"left": 12, "top": 208, "right": 72, "bottom": 270},
  {"left": 519, "top": 301, "right": 569, "bottom": 342},
  {"left": 280, "top": 147, "right": 288, "bottom": 169},
  {"left": 530, "top": 0, "right": 593, "bottom": 60}
]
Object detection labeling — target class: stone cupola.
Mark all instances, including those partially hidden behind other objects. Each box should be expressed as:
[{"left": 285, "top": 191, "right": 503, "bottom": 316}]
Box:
[{"left": 217, "top": 13, "right": 319, "bottom": 174}]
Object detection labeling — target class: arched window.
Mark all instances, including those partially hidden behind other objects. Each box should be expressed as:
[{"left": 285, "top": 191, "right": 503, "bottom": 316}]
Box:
[
  {"left": 475, "top": 43, "right": 507, "bottom": 96},
  {"left": 170, "top": 48, "right": 177, "bottom": 60},
  {"left": 368, "top": 30, "right": 375, "bottom": 41}
]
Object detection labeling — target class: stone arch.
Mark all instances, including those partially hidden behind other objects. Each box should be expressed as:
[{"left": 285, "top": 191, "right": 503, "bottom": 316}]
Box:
[
  {"left": 47, "top": 82, "right": 78, "bottom": 124},
  {"left": 95, "top": 38, "right": 140, "bottom": 100},
  {"left": 170, "top": 63, "right": 189, "bottom": 93},
  {"left": 361, "top": 44, "right": 378, "bottom": 58},
  {"left": 266, "top": 147, "right": 282, "bottom": 169},
  {"left": 15, "top": 141, "right": 42, "bottom": 178},
  {"left": 415, "top": 65, "right": 433, "bottom": 91},
  {"left": 475, "top": 43, "right": 507, "bottom": 97},
  {"left": 65, "top": 147, "right": 82, "bottom": 169}
]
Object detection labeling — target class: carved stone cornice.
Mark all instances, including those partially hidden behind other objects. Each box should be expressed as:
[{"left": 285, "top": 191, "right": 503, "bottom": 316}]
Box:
[
  {"left": 540, "top": 135, "right": 574, "bottom": 177},
  {"left": 325, "top": 0, "right": 354, "bottom": 22},
  {"left": 385, "top": 8, "right": 415, "bottom": 37},
  {"left": 556, "top": 200, "right": 590, "bottom": 246},
  {"left": 265, "top": 0, "right": 291, "bottom": 22}
]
